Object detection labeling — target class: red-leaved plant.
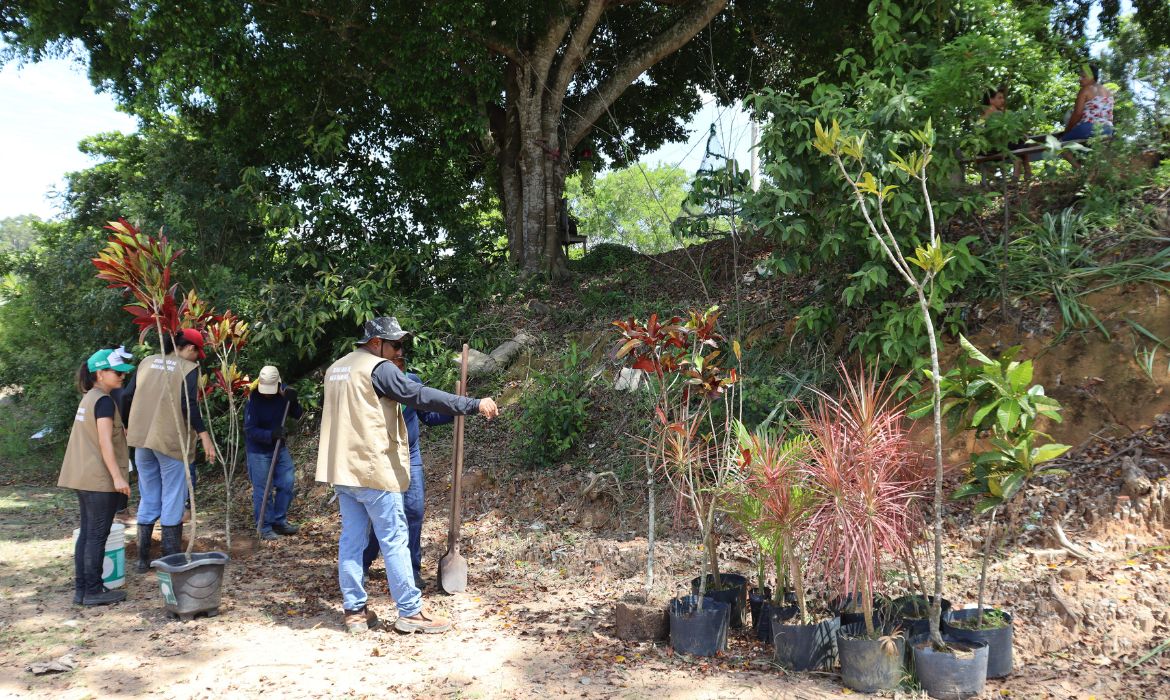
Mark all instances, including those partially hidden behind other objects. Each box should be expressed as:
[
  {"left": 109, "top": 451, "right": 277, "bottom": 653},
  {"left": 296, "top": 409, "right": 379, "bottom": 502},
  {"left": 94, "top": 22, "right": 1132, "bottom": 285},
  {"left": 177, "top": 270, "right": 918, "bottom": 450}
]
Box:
[
  {"left": 200, "top": 310, "right": 252, "bottom": 548},
  {"left": 613, "top": 306, "right": 740, "bottom": 607},
  {"left": 800, "top": 365, "right": 929, "bottom": 638},
  {"left": 94, "top": 219, "right": 254, "bottom": 553},
  {"left": 94, "top": 220, "right": 204, "bottom": 552}
]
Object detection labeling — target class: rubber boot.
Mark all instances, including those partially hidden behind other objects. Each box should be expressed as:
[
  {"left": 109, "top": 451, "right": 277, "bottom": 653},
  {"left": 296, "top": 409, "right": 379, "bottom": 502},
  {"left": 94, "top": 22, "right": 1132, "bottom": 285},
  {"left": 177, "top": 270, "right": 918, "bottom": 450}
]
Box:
[
  {"left": 136, "top": 523, "right": 155, "bottom": 573},
  {"left": 161, "top": 524, "right": 183, "bottom": 557}
]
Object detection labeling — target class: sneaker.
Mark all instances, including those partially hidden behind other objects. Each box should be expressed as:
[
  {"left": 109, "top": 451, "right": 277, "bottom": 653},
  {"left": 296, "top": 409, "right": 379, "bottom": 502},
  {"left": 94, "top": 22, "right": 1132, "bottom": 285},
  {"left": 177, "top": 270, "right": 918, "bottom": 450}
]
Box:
[
  {"left": 259, "top": 530, "right": 280, "bottom": 542},
  {"left": 394, "top": 611, "right": 452, "bottom": 634},
  {"left": 272, "top": 522, "right": 300, "bottom": 536},
  {"left": 82, "top": 587, "right": 127, "bottom": 606},
  {"left": 344, "top": 606, "right": 379, "bottom": 634}
]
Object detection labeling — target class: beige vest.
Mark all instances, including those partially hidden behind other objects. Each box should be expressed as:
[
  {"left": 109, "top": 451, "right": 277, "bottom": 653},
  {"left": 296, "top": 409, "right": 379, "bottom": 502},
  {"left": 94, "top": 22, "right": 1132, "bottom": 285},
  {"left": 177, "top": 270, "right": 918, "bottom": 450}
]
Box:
[
  {"left": 126, "top": 353, "right": 199, "bottom": 461},
  {"left": 315, "top": 349, "right": 410, "bottom": 492},
  {"left": 58, "top": 388, "right": 129, "bottom": 492}
]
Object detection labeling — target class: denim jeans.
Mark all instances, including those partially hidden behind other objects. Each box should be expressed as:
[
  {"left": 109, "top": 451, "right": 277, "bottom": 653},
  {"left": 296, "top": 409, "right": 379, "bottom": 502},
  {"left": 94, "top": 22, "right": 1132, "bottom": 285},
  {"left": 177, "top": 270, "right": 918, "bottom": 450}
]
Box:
[
  {"left": 75, "top": 490, "right": 121, "bottom": 595},
  {"left": 135, "top": 447, "right": 190, "bottom": 526},
  {"left": 1061, "top": 121, "right": 1114, "bottom": 141},
  {"left": 335, "top": 485, "right": 421, "bottom": 617},
  {"left": 362, "top": 459, "right": 424, "bottom": 579},
  {"left": 246, "top": 447, "right": 295, "bottom": 533}
]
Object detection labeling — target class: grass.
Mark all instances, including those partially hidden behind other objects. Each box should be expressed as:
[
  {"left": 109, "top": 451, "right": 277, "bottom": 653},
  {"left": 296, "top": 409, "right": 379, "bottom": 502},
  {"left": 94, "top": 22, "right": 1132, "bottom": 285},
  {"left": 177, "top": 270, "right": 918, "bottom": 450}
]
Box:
[{"left": 1002, "top": 207, "right": 1170, "bottom": 337}]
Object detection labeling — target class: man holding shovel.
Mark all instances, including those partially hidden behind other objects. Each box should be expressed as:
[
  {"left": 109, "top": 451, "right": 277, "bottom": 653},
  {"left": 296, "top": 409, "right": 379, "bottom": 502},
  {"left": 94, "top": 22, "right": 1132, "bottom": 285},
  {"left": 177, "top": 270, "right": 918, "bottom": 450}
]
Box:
[
  {"left": 316, "top": 317, "right": 498, "bottom": 635},
  {"left": 244, "top": 366, "right": 303, "bottom": 541}
]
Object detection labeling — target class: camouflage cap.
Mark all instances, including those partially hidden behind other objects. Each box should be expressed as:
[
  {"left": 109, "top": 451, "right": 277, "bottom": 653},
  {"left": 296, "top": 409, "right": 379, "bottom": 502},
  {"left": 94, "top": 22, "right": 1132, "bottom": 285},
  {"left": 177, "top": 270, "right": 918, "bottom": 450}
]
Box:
[{"left": 356, "top": 316, "right": 412, "bottom": 344}]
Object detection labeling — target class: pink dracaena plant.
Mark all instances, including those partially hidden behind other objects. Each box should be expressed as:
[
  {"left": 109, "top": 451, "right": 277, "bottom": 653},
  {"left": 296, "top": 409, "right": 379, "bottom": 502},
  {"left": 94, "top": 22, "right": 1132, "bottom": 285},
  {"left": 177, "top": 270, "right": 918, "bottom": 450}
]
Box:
[{"left": 799, "top": 365, "right": 930, "bottom": 638}]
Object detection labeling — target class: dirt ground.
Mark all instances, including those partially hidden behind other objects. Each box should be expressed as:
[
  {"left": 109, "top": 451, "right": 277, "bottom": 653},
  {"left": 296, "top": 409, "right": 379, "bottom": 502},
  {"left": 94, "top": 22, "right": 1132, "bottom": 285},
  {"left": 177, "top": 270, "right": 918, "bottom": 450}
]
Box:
[{"left": 3, "top": 414, "right": 1170, "bottom": 700}]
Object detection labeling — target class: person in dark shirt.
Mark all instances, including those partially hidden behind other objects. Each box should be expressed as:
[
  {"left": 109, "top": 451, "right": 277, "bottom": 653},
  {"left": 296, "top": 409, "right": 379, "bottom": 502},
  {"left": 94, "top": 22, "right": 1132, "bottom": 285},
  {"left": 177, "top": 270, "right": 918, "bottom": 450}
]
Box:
[
  {"left": 244, "top": 365, "right": 304, "bottom": 540},
  {"left": 59, "top": 347, "right": 135, "bottom": 605},
  {"left": 362, "top": 358, "right": 453, "bottom": 587},
  {"left": 121, "top": 328, "right": 214, "bottom": 568}
]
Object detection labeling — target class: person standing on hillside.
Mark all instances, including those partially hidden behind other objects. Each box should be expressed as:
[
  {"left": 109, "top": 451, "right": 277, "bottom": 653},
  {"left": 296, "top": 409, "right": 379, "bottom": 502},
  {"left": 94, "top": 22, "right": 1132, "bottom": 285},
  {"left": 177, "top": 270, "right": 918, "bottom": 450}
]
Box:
[
  {"left": 316, "top": 317, "right": 498, "bottom": 635},
  {"left": 122, "top": 328, "right": 216, "bottom": 571},
  {"left": 59, "top": 347, "right": 135, "bottom": 606},
  {"left": 244, "top": 365, "right": 303, "bottom": 541},
  {"left": 361, "top": 355, "right": 453, "bottom": 588}
]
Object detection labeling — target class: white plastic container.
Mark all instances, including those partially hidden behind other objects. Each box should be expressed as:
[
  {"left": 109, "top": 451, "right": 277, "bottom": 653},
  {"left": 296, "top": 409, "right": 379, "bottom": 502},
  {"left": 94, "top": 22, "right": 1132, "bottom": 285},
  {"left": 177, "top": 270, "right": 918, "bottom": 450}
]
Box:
[{"left": 72, "top": 522, "right": 126, "bottom": 589}]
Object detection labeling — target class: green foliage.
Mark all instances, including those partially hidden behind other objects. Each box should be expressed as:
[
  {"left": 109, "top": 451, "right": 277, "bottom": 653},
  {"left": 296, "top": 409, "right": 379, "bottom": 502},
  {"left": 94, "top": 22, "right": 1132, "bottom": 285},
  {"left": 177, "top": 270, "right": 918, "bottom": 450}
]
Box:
[
  {"left": 567, "top": 242, "right": 644, "bottom": 275},
  {"left": 512, "top": 343, "right": 593, "bottom": 470},
  {"left": 565, "top": 165, "right": 691, "bottom": 255},
  {"left": 0, "top": 221, "right": 133, "bottom": 439},
  {"left": 0, "top": 215, "right": 41, "bottom": 252},
  {"left": 745, "top": 0, "right": 1098, "bottom": 371},
  {"left": 911, "top": 336, "right": 1071, "bottom": 513},
  {"left": 999, "top": 206, "right": 1170, "bottom": 336}
]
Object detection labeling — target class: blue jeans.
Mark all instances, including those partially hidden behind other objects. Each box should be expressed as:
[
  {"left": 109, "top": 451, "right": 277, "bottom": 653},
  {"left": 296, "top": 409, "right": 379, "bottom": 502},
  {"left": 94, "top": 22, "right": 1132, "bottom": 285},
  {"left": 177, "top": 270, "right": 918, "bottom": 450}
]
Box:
[
  {"left": 1061, "top": 121, "right": 1113, "bottom": 141},
  {"left": 246, "top": 447, "right": 295, "bottom": 533},
  {"left": 135, "top": 447, "right": 189, "bottom": 526},
  {"left": 75, "top": 490, "right": 121, "bottom": 595},
  {"left": 362, "top": 459, "right": 424, "bottom": 579},
  {"left": 335, "top": 485, "right": 421, "bottom": 617}
]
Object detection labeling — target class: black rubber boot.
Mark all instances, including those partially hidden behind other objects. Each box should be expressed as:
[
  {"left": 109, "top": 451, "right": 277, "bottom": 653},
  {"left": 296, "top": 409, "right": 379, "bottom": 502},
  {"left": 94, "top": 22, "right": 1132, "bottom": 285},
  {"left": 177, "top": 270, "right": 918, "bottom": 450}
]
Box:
[
  {"left": 136, "top": 523, "right": 155, "bottom": 573},
  {"left": 161, "top": 524, "right": 183, "bottom": 557}
]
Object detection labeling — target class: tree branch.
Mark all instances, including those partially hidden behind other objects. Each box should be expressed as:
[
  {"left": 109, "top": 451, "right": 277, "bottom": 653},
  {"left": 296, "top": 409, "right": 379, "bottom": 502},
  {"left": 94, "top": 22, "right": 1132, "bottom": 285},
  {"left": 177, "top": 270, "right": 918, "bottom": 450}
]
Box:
[
  {"left": 564, "top": 0, "right": 727, "bottom": 148},
  {"left": 548, "top": 0, "right": 606, "bottom": 123},
  {"left": 530, "top": 3, "right": 579, "bottom": 94}
]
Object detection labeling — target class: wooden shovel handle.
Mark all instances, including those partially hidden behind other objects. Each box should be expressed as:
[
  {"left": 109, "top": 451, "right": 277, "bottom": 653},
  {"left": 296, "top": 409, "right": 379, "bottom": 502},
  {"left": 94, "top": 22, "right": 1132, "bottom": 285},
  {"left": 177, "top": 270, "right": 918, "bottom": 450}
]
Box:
[{"left": 448, "top": 345, "right": 470, "bottom": 547}]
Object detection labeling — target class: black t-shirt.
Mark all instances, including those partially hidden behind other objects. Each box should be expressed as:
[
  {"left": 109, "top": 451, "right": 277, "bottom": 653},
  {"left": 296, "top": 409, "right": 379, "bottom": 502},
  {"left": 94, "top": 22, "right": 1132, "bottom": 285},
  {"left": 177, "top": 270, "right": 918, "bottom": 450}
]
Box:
[{"left": 94, "top": 395, "right": 116, "bottom": 420}]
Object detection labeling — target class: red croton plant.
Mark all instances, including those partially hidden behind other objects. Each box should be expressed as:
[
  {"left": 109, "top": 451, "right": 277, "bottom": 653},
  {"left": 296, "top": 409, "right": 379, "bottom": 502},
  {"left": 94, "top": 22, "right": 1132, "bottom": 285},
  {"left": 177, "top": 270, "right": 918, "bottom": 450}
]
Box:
[
  {"left": 93, "top": 219, "right": 254, "bottom": 550},
  {"left": 613, "top": 306, "right": 740, "bottom": 608}
]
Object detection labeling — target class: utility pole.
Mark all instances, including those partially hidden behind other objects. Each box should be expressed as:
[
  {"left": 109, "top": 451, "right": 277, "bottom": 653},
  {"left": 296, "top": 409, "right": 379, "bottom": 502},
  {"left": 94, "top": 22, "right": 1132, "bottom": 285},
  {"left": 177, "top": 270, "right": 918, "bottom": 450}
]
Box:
[{"left": 750, "top": 119, "right": 760, "bottom": 192}]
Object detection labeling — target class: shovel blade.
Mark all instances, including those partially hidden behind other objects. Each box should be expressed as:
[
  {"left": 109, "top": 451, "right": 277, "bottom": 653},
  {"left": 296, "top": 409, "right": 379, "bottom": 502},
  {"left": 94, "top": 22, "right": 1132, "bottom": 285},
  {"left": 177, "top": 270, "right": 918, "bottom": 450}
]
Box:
[{"left": 438, "top": 550, "right": 468, "bottom": 593}]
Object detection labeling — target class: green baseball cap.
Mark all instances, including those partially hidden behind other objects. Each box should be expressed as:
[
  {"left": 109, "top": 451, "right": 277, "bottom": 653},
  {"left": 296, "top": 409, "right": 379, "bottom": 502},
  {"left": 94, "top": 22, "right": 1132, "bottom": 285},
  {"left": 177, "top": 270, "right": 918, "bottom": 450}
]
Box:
[{"left": 87, "top": 346, "right": 136, "bottom": 373}]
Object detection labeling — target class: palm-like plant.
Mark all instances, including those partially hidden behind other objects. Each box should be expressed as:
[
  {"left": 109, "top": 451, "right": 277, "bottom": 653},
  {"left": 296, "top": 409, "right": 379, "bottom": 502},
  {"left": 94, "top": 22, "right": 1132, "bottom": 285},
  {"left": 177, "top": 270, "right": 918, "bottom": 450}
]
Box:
[
  {"left": 801, "top": 366, "right": 929, "bottom": 638},
  {"left": 742, "top": 429, "right": 814, "bottom": 621}
]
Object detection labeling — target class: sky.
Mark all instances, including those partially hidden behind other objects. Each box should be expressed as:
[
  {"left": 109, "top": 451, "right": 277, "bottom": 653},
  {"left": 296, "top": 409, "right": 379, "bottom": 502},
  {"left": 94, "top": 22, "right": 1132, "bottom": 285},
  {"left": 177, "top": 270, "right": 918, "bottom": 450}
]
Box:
[
  {"left": 0, "top": 54, "right": 138, "bottom": 219},
  {"left": 0, "top": 51, "right": 751, "bottom": 221}
]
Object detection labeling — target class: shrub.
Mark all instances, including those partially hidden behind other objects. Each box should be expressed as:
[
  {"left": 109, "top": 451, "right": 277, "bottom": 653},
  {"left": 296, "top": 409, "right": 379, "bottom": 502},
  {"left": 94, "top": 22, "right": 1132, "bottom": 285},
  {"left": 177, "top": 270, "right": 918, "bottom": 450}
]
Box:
[{"left": 513, "top": 344, "right": 592, "bottom": 469}]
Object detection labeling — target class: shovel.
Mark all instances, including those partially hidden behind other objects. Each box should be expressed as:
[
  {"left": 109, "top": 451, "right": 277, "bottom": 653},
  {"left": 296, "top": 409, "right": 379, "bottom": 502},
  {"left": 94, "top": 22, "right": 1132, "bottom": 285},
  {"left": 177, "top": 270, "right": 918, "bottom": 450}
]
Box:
[{"left": 439, "top": 344, "right": 470, "bottom": 593}]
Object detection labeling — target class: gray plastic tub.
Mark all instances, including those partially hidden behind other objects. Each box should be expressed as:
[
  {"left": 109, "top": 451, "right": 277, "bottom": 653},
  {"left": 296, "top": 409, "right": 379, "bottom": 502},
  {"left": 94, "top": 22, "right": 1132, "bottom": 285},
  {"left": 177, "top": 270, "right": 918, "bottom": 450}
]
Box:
[{"left": 151, "top": 552, "right": 229, "bottom": 620}]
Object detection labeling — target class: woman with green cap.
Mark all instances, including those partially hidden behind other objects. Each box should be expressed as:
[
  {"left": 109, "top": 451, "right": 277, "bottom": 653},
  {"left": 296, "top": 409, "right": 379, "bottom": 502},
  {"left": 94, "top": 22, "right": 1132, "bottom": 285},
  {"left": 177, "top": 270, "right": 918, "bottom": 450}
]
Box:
[{"left": 59, "top": 346, "right": 136, "bottom": 606}]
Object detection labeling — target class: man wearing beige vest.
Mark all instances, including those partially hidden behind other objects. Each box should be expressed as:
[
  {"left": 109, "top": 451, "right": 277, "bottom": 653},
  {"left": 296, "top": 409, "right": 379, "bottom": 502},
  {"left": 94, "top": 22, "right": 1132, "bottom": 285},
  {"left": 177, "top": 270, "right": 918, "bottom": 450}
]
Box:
[{"left": 317, "top": 317, "right": 498, "bottom": 635}]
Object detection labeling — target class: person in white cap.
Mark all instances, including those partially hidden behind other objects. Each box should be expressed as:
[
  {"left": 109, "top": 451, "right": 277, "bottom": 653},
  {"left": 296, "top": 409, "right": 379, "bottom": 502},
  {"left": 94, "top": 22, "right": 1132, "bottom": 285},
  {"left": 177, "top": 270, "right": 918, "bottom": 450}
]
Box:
[{"left": 244, "top": 365, "right": 303, "bottom": 541}]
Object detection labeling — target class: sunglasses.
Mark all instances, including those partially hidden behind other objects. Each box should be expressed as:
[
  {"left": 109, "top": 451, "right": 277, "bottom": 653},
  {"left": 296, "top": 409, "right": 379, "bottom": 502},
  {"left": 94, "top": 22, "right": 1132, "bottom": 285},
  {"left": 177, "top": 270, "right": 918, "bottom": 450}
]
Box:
[{"left": 385, "top": 339, "right": 404, "bottom": 350}]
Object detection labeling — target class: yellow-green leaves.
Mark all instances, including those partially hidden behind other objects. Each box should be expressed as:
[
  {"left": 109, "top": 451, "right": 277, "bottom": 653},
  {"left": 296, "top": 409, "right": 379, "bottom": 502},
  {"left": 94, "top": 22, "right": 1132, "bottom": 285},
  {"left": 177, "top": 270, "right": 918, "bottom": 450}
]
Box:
[
  {"left": 889, "top": 149, "right": 932, "bottom": 179},
  {"left": 812, "top": 118, "right": 840, "bottom": 156},
  {"left": 908, "top": 240, "right": 952, "bottom": 274},
  {"left": 854, "top": 171, "right": 898, "bottom": 201}
]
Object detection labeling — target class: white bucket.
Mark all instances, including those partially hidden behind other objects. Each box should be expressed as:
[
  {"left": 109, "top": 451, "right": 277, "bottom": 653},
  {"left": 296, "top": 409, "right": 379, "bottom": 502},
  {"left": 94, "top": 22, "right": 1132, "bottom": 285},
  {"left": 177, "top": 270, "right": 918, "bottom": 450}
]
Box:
[{"left": 72, "top": 522, "right": 126, "bottom": 589}]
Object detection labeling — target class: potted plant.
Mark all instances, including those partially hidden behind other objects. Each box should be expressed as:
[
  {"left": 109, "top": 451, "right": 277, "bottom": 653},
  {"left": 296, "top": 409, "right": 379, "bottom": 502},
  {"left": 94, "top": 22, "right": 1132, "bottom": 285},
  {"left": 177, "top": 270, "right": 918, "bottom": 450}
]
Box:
[
  {"left": 800, "top": 366, "right": 930, "bottom": 692},
  {"left": 815, "top": 120, "right": 989, "bottom": 697},
  {"left": 742, "top": 429, "right": 836, "bottom": 669},
  {"left": 926, "top": 337, "right": 1070, "bottom": 678},
  {"left": 613, "top": 307, "right": 742, "bottom": 652}
]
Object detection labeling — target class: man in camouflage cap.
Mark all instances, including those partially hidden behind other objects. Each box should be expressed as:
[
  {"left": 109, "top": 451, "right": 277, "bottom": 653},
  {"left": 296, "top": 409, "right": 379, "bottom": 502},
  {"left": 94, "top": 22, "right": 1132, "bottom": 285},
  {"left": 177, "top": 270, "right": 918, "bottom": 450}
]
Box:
[{"left": 316, "top": 316, "right": 498, "bottom": 634}]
